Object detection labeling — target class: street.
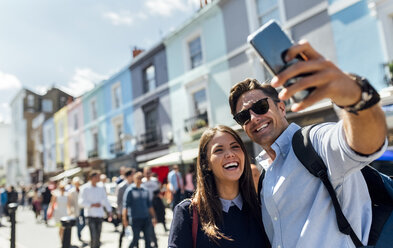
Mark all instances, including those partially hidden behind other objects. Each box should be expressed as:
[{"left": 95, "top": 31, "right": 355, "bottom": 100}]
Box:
[{"left": 0, "top": 206, "right": 172, "bottom": 248}]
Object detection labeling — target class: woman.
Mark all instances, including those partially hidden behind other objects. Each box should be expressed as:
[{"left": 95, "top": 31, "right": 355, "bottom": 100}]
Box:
[
  {"left": 49, "top": 182, "right": 69, "bottom": 241},
  {"left": 168, "top": 125, "right": 270, "bottom": 247}
]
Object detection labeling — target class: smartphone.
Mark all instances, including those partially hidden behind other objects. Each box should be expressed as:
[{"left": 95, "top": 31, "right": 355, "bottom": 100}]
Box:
[{"left": 247, "top": 19, "right": 314, "bottom": 102}]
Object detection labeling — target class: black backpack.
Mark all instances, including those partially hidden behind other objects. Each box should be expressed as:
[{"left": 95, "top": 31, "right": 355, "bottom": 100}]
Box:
[{"left": 258, "top": 125, "right": 393, "bottom": 247}]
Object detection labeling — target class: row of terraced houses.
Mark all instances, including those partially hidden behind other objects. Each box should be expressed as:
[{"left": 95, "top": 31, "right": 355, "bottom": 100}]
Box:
[{"left": 6, "top": 0, "right": 393, "bottom": 185}]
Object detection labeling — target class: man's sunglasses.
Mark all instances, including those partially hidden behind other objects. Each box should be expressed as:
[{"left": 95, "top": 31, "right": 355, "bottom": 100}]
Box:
[{"left": 233, "top": 98, "right": 277, "bottom": 125}]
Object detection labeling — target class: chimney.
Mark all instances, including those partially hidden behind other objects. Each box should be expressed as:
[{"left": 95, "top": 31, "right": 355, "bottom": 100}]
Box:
[
  {"left": 132, "top": 47, "right": 144, "bottom": 58},
  {"left": 200, "top": 0, "right": 212, "bottom": 8}
]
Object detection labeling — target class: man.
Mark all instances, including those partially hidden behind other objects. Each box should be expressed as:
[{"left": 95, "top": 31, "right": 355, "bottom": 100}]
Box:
[
  {"left": 68, "top": 177, "right": 85, "bottom": 241},
  {"left": 116, "top": 168, "right": 135, "bottom": 248},
  {"left": 141, "top": 167, "right": 160, "bottom": 248},
  {"left": 229, "top": 41, "right": 387, "bottom": 248},
  {"left": 167, "top": 165, "right": 184, "bottom": 210},
  {"left": 41, "top": 183, "right": 52, "bottom": 225},
  {"left": 79, "top": 170, "right": 112, "bottom": 248},
  {"left": 123, "top": 171, "right": 157, "bottom": 248},
  {"left": 116, "top": 166, "right": 126, "bottom": 185}
]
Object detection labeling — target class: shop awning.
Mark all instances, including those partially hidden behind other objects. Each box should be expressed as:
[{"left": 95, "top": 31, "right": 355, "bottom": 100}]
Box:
[
  {"left": 50, "top": 167, "right": 82, "bottom": 181},
  {"left": 141, "top": 148, "right": 199, "bottom": 168}
]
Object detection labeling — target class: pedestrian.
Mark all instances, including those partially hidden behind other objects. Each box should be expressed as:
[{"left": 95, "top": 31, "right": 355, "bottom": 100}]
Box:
[
  {"left": 68, "top": 177, "right": 85, "bottom": 241},
  {"left": 123, "top": 171, "right": 157, "bottom": 248},
  {"left": 152, "top": 189, "right": 167, "bottom": 232},
  {"left": 49, "top": 182, "right": 69, "bottom": 241},
  {"left": 31, "top": 187, "right": 42, "bottom": 221},
  {"left": 116, "top": 168, "right": 136, "bottom": 248},
  {"left": 0, "top": 185, "right": 7, "bottom": 226},
  {"left": 228, "top": 41, "right": 387, "bottom": 247},
  {"left": 184, "top": 166, "right": 195, "bottom": 199},
  {"left": 167, "top": 165, "right": 184, "bottom": 210},
  {"left": 41, "top": 183, "right": 52, "bottom": 225},
  {"left": 168, "top": 125, "right": 270, "bottom": 247},
  {"left": 142, "top": 167, "right": 160, "bottom": 248},
  {"left": 79, "top": 170, "right": 113, "bottom": 248},
  {"left": 116, "top": 166, "right": 126, "bottom": 185}
]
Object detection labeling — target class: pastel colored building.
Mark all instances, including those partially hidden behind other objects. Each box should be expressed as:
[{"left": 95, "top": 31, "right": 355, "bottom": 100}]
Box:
[
  {"left": 67, "top": 97, "right": 87, "bottom": 168},
  {"left": 164, "top": 1, "right": 232, "bottom": 151},
  {"left": 130, "top": 43, "right": 173, "bottom": 167},
  {"left": 54, "top": 106, "right": 70, "bottom": 171},
  {"left": 43, "top": 117, "right": 57, "bottom": 174},
  {"left": 102, "top": 65, "right": 135, "bottom": 176}
]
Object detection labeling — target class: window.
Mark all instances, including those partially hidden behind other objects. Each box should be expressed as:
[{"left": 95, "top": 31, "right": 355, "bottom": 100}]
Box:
[
  {"left": 93, "top": 132, "right": 98, "bottom": 151},
  {"left": 256, "top": 0, "right": 280, "bottom": 25},
  {"left": 112, "top": 83, "right": 122, "bottom": 109},
  {"left": 75, "top": 141, "right": 80, "bottom": 160},
  {"left": 116, "top": 123, "right": 123, "bottom": 142},
  {"left": 145, "top": 107, "right": 158, "bottom": 132},
  {"left": 27, "top": 94, "right": 35, "bottom": 107},
  {"left": 60, "top": 96, "right": 67, "bottom": 107},
  {"left": 91, "top": 100, "right": 97, "bottom": 120},
  {"left": 74, "top": 114, "right": 78, "bottom": 130},
  {"left": 143, "top": 65, "right": 156, "bottom": 93},
  {"left": 42, "top": 99, "right": 53, "bottom": 113},
  {"left": 188, "top": 36, "right": 203, "bottom": 69},
  {"left": 193, "top": 88, "right": 207, "bottom": 115}
]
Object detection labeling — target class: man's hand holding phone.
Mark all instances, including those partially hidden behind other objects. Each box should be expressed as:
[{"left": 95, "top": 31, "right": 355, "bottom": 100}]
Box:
[{"left": 270, "top": 40, "right": 361, "bottom": 112}]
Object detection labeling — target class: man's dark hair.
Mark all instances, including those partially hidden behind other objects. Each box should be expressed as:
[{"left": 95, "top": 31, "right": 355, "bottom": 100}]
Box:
[
  {"left": 89, "top": 170, "right": 100, "bottom": 179},
  {"left": 229, "top": 78, "right": 280, "bottom": 116},
  {"left": 124, "top": 168, "right": 135, "bottom": 177}
]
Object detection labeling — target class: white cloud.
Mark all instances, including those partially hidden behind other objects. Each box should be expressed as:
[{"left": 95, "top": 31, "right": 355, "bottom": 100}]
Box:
[
  {"left": 145, "top": 0, "right": 188, "bottom": 16},
  {"left": 103, "top": 11, "right": 134, "bottom": 26},
  {"left": 0, "top": 71, "right": 22, "bottom": 90},
  {"left": 61, "top": 68, "right": 108, "bottom": 97}
]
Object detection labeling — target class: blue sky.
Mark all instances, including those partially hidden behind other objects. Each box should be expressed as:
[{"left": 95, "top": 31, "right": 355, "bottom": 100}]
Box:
[{"left": 0, "top": 0, "right": 200, "bottom": 123}]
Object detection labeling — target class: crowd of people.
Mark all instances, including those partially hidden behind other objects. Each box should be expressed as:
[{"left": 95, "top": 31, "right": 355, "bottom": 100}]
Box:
[{"left": 0, "top": 164, "right": 195, "bottom": 248}]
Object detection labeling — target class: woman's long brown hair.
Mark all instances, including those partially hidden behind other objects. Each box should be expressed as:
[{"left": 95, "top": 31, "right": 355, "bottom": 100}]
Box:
[{"left": 191, "top": 125, "right": 262, "bottom": 242}]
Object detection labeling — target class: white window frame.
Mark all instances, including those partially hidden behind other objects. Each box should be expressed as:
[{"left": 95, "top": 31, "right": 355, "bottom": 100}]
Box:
[
  {"left": 183, "top": 29, "right": 204, "bottom": 71},
  {"left": 185, "top": 75, "right": 210, "bottom": 120},
  {"left": 143, "top": 64, "right": 156, "bottom": 93},
  {"left": 111, "top": 82, "right": 122, "bottom": 109},
  {"left": 111, "top": 115, "right": 124, "bottom": 143}
]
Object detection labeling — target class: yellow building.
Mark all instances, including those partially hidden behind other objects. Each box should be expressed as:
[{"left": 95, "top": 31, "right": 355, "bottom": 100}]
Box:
[{"left": 54, "top": 106, "right": 70, "bottom": 171}]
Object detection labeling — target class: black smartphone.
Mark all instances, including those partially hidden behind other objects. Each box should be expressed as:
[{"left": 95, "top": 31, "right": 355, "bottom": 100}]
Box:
[{"left": 247, "top": 19, "right": 314, "bottom": 102}]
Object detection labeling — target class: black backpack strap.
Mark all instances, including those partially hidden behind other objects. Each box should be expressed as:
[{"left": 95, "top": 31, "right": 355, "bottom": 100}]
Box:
[
  {"left": 292, "top": 125, "right": 364, "bottom": 247},
  {"left": 257, "top": 169, "right": 265, "bottom": 206}
]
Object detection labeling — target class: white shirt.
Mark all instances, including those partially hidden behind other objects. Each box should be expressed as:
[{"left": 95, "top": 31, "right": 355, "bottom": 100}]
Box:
[{"left": 79, "top": 182, "right": 112, "bottom": 218}]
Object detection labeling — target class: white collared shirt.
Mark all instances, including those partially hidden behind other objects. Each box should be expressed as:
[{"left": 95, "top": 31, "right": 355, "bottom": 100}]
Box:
[
  {"left": 219, "top": 194, "right": 243, "bottom": 213},
  {"left": 79, "top": 182, "right": 112, "bottom": 218},
  {"left": 256, "top": 122, "right": 387, "bottom": 248}
]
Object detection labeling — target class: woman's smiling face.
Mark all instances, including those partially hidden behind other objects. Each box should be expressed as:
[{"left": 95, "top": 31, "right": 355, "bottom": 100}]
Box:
[{"left": 207, "top": 131, "right": 245, "bottom": 185}]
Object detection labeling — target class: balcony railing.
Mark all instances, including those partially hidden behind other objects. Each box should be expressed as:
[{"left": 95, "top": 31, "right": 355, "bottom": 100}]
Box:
[
  {"left": 88, "top": 149, "right": 99, "bottom": 159},
  {"left": 138, "top": 128, "right": 162, "bottom": 149},
  {"left": 184, "top": 112, "right": 208, "bottom": 133},
  {"left": 110, "top": 141, "right": 123, "bottom": 154}
]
